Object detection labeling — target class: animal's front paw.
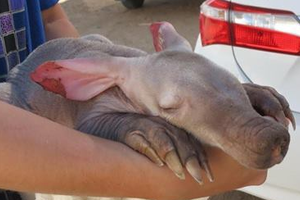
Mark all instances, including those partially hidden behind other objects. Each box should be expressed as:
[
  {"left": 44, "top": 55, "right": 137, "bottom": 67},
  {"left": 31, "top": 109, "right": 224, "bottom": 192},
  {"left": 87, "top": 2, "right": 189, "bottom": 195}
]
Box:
[
  {"left": 117, "top": 116, "right": 213, "bottom": 184},
  {"left": 243, "top": 83, "right": 296, "bottom": 129}
]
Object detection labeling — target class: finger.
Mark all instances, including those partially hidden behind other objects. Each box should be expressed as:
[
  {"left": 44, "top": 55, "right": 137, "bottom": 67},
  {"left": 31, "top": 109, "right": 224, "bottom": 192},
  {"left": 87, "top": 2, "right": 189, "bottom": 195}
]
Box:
[
  {"left": 264, "top": 86, "right": 296, "bottom": 130},
  {"left": 124, "top": 131, "right": 164, "bottom": 166},
  {"left": 186, "top": 156, "right": 203, "bottom": 185},
  {"left": 190, "top": 136, "right": 214, "bottom": 182}
]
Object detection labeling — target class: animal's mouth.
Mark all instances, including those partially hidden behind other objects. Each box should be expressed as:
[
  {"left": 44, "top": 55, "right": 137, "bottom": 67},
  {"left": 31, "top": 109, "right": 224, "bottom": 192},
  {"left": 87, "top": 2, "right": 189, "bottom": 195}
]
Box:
[{"left": 245, "top": 147, "right": 286, "bottom": 169}]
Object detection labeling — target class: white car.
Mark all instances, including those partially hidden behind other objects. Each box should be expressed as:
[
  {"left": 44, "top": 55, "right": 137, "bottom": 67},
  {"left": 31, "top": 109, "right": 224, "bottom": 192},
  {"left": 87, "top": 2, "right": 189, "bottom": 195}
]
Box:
[{"left": 194, "top": 0, "right": 300, "bottom": 200}]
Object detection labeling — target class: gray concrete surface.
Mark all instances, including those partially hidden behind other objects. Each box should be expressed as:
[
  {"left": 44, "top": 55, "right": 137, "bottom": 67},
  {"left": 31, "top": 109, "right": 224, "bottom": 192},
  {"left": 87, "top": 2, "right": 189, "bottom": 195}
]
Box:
[{"left": 61, "top": 0, "right": 203, "bottom": 53}]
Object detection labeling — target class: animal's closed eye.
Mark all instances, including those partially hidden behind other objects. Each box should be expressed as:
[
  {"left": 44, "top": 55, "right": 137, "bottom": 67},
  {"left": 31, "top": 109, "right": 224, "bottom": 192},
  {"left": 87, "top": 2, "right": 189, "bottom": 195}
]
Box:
[
  {"left": 159, "top": 93, "right": 183, "bottom": 112},
  {"left": 160, "top": 106, "right": 179, "bottom": 114}
]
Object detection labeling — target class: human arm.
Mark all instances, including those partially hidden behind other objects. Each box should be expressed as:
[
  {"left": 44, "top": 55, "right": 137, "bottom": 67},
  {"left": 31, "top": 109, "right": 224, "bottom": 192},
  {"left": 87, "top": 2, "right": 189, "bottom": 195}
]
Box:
[
  {"left": 42, "top": 3, "right": 79, "bottom": 40},
  {"left": 0, "top": 101, "right": 266, "bottom": 200}
]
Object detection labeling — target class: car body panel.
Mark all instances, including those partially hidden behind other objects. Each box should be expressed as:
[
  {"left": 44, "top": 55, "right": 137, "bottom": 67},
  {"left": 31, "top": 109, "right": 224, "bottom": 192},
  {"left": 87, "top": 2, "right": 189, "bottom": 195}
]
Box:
[
  {"left": 231, "top": 0, "right": 300, "bottom": 14},
  {"left": 231, "top": 0, "right": 300, "bottom": 113},
  {"left": 232, "top": 48, "right": 300, "bottom": 113}
]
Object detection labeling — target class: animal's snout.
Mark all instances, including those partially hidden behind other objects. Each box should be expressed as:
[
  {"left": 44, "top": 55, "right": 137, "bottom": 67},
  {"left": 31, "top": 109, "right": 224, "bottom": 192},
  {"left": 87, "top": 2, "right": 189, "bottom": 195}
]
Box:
[
  {"left": 251, "top": 123, "right": 290, "bottom": 169},
  {"left": 219, "top": 115, "right": 291, "bottom": 170}
]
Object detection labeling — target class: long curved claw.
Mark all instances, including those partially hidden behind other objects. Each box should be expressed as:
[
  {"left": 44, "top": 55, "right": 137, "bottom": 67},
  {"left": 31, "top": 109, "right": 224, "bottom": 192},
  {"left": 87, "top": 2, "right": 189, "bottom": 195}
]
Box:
[
  {"left": 189, "top": 135, "right": 214, "bottom": 183},
  {"left": 186, "top": 157, "right": 203, "bottom": 185},
  {"left": 165, "top": 150, "right": 185, "bottom": 180},
  {"left": 124, "top": 119, "right": 187, "bottom": 180},
  {"left": 124, "top": 131, "right": 164, "bottom": 166},
  {"left": 202, "top": 161, "right": 214, "bottom": 182},
  {"left": 162, "top": 125, "right": 209, "bottom": 184},
  {"left": 286, "top": 111, "right": 296, "bottom": 130},
  {"left": 146, "top": 117, "right": 206, "bottom": 183},
  {"left": 120, "top": 116, "right": 213, "bottom": 184},
  {"left": 264, "top": 86, "right": 296, "bottom": 130}
]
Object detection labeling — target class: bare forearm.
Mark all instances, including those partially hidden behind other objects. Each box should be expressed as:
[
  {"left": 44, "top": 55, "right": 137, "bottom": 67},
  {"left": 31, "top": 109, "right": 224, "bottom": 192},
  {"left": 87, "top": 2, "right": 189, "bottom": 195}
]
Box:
[
  {"left": 42, "top": 4, "right": 79, "bottom": 40},
  {"left": 0, "top": 101, "right": 266, "bottom": 200},
  {"left": 44, "top": 19, "right": 79, "bottom": 40}
]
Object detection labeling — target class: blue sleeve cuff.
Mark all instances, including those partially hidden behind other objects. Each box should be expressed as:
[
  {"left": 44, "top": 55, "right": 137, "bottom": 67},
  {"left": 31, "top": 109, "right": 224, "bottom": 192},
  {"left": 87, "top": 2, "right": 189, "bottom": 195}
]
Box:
[{"left": 40, "top": 0, "right": 59, "bottom": 10}]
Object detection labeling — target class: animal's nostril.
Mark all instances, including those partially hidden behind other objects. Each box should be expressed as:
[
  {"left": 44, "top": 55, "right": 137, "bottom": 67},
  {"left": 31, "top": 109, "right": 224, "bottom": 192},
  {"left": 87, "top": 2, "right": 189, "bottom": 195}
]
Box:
[{"left": 271, "top": 136, "right": 289, "bottom": 164}]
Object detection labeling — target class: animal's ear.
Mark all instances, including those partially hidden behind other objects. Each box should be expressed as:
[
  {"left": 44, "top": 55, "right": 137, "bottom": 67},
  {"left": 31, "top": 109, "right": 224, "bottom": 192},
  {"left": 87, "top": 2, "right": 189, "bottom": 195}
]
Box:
[
  {"left": 30, "top": 57, "right": 128, "bottom": 101},
  {"left": 150, "top": 22, "right": 193, "bottom": 52}
]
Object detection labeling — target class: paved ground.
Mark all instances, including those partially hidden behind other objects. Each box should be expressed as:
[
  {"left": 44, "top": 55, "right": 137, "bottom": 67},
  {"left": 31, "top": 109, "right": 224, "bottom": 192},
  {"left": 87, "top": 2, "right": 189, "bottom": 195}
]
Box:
[
  {"left": 60, "top": 0, "right": 203, "bottom": 52},
  {"left": 60, "top": 1, "right": 207, "bottom": 199}
]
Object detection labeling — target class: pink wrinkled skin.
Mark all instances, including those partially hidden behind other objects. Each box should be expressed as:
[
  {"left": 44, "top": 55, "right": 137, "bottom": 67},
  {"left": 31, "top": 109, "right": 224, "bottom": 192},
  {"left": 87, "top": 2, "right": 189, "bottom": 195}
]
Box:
[{"left": 31, "top": 62, "right": 67, "bottom": 98}]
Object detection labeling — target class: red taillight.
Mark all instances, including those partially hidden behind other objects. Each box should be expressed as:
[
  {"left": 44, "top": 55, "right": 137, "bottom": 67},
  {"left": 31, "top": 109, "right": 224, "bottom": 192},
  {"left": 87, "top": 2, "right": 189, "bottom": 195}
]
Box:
[
  {"left": 199, "top": 0, "right": 300, "bottom": 55},
  {"left": 233, "top": 24, "right": 300, "bottom": 54},
  {"left": 200, "top": 0, "right": 231, "bottom": 46},
  {"left": 200, "top": 11, "right": 231, "bottom": 45}
]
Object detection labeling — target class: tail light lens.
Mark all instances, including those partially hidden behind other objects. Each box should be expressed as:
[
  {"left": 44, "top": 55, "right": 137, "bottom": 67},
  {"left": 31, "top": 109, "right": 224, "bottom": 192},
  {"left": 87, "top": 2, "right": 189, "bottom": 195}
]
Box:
[
  {"left": 200, "top": 0, "right": 231, "bottom": 45},
  {"left": 200, "top": 0, "right": 300, "bottom": 55}
]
